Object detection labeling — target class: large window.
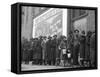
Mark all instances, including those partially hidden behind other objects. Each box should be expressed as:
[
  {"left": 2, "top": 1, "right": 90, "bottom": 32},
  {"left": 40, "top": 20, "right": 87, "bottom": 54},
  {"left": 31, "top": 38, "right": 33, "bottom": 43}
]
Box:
[{"left": 33, "top": 8, "right": 68, "bottom": 38}]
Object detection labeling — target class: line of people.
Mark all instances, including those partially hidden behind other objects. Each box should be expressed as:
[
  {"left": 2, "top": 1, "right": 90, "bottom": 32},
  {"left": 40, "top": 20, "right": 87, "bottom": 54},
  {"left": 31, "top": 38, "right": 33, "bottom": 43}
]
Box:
[{"left": 21, "top": 29, "right": 96, "bottom": 67}]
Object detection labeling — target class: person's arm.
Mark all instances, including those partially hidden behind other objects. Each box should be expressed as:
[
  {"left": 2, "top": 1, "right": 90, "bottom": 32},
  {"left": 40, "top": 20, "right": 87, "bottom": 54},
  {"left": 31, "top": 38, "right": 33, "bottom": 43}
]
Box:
[
  {"left": 58, "top": 42, "right": 62, "bottom": 50},
  {"left": 41, "top": 41, "right": 43, "bottom": 47}
]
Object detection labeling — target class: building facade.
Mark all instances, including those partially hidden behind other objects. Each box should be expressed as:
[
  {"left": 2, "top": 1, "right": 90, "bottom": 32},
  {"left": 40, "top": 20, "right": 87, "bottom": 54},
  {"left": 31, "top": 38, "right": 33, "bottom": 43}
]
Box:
[
  {"left": 68, "top": 9, "right": 95, "bottom": 35},
  {"left": 21, "top": 6, "right": 49, "bottom": 41},
  {"left": 21, "top": 7, "right": 96, "bottom": 42},
  {"left": 33, "top": 8, "right": 67, "bottom": 38}
]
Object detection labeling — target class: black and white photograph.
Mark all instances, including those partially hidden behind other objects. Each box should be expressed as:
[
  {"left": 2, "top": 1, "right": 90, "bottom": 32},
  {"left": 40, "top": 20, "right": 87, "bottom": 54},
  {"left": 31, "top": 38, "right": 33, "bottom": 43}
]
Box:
[
  {"left": 0, "top": 0, "right": 100, "bottom": 76},
  {"left": 20, "top": 5, "right": 97, "bottom": 72}
]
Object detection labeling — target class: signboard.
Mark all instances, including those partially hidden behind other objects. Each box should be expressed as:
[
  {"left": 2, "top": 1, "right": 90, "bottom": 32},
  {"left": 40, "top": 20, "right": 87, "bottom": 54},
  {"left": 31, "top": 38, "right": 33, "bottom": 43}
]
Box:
[
  {"left": 33, "top": 8, "right": 63, "bottom": 38},
  {"left": 33, "top": 8, "right": 67, "bottom": 38}
]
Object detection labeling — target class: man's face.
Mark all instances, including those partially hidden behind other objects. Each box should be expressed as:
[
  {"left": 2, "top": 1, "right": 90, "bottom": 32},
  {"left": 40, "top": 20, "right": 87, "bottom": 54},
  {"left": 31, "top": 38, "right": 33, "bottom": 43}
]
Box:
[{"left": 53, "top": 36, "right": 57, "bottom": 39}]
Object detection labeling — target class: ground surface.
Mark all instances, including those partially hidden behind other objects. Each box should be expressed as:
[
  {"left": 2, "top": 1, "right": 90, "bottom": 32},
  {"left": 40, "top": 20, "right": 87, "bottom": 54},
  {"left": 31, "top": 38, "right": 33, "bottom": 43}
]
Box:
[{"left": 21, "top": 63, "right": 82, "bottom": 71}]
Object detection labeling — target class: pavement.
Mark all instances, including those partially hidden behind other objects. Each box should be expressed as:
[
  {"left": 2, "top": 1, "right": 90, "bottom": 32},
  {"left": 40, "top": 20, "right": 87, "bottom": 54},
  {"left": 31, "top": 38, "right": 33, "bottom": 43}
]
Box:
[{"left": 21, "top": 62, "right": 82, "bottom": 71}]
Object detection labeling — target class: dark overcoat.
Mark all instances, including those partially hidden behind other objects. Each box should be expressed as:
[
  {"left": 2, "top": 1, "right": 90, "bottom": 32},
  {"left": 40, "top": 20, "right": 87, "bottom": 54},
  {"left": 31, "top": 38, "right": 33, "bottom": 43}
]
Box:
[
  {"left": 85, "top": 35, "right": 91, "bottom": 60},
  {"left": 41, "top": 40, "right": 47, "bottom": 60},
  {"left": 90, "top": 33, "right": 95, "bottom": 64},
  {"left": 79, "top": 35, "right": 86, "bottom": 58},
  {"left": 46, "top": 39, "right": 52, "bottom": 61},
  {"left": 51, "top": 39, "right": 57, "bottom": 61},
  {"left": 67, "top": 34, "right": 74, "bottom": 58},
  {"left": 73, "top": 35, "right": 80, "bottom": 65},
  {"left": 36, "top": 39, "right": 42, "bottom": 60}
]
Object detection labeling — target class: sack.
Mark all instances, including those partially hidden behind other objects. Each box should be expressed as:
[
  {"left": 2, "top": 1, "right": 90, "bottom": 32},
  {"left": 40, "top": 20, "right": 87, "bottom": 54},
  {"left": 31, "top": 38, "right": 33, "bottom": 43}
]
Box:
[
  {"left": 67, "top": 53, "right": 71, "bottom": 58},
  {"left": 62, "top": 49, "right": 66, "bottom": 54}
]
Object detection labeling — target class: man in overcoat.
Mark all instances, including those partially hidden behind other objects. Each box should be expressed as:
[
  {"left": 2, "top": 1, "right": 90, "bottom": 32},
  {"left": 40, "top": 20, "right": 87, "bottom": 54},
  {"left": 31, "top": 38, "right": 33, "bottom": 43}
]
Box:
[
  {"left": 46, "top": 36, "right": 52, "bottom": 65},
  {"left": 51, "top": 35, "right": 58, "bottom": 65}
]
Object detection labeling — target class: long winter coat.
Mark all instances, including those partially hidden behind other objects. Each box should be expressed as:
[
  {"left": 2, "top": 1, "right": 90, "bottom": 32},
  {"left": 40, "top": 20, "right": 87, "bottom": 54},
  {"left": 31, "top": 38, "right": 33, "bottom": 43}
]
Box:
[
  {"left": 51, "top": 39, "right": 57, "bottom": 61},
  {"left": 79, "top": 35, "right": 86, "bottom": 59},
  {"left": 67, "top": 34, "right": 74, "bottom": 58},
  {"left": 59, "top": 40, "right": 67, "bottom": 60},
  {"left": 85, "top": 34, "right": 91, "bottom": 60},
  {"left": 41, "top": 40, "right": 47, "bottom": 60},
  {"left": 73, "top": 35, "right": 80, "bottom": 65},
  {"left": 32, "top": 39, "right": 42, "bottom": 60},
  {"left": 90, "top": 33, "right": 95, "bottom": 65},
  {"left": 46, "top": 39, "right": 52, "bottom": 61},
  {"left": 36, "top": 39, "right": 42, "bottom": 60},
  {"left": 56, "top": 38, "right": 61, "bottom": 59}
]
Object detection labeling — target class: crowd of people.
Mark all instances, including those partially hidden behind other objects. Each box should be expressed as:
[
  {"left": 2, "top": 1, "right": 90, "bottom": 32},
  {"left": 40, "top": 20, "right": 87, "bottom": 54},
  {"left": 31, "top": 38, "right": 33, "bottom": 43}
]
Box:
[{"left": 21, "top": 29, "right": 96, "bottom": 67}]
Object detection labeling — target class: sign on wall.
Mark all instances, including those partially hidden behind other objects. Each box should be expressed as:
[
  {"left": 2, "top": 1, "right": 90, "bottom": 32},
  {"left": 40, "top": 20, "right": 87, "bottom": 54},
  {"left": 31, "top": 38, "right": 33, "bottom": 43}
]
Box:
[{"left": 33, "top": 8, "right": 63, "bottom": 38}]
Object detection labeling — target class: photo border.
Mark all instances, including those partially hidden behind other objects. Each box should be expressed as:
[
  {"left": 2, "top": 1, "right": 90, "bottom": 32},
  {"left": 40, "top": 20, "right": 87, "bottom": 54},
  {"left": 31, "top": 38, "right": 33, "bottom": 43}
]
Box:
[{"left": 15, "top": 2, "right": 98, "bottom": 74}]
